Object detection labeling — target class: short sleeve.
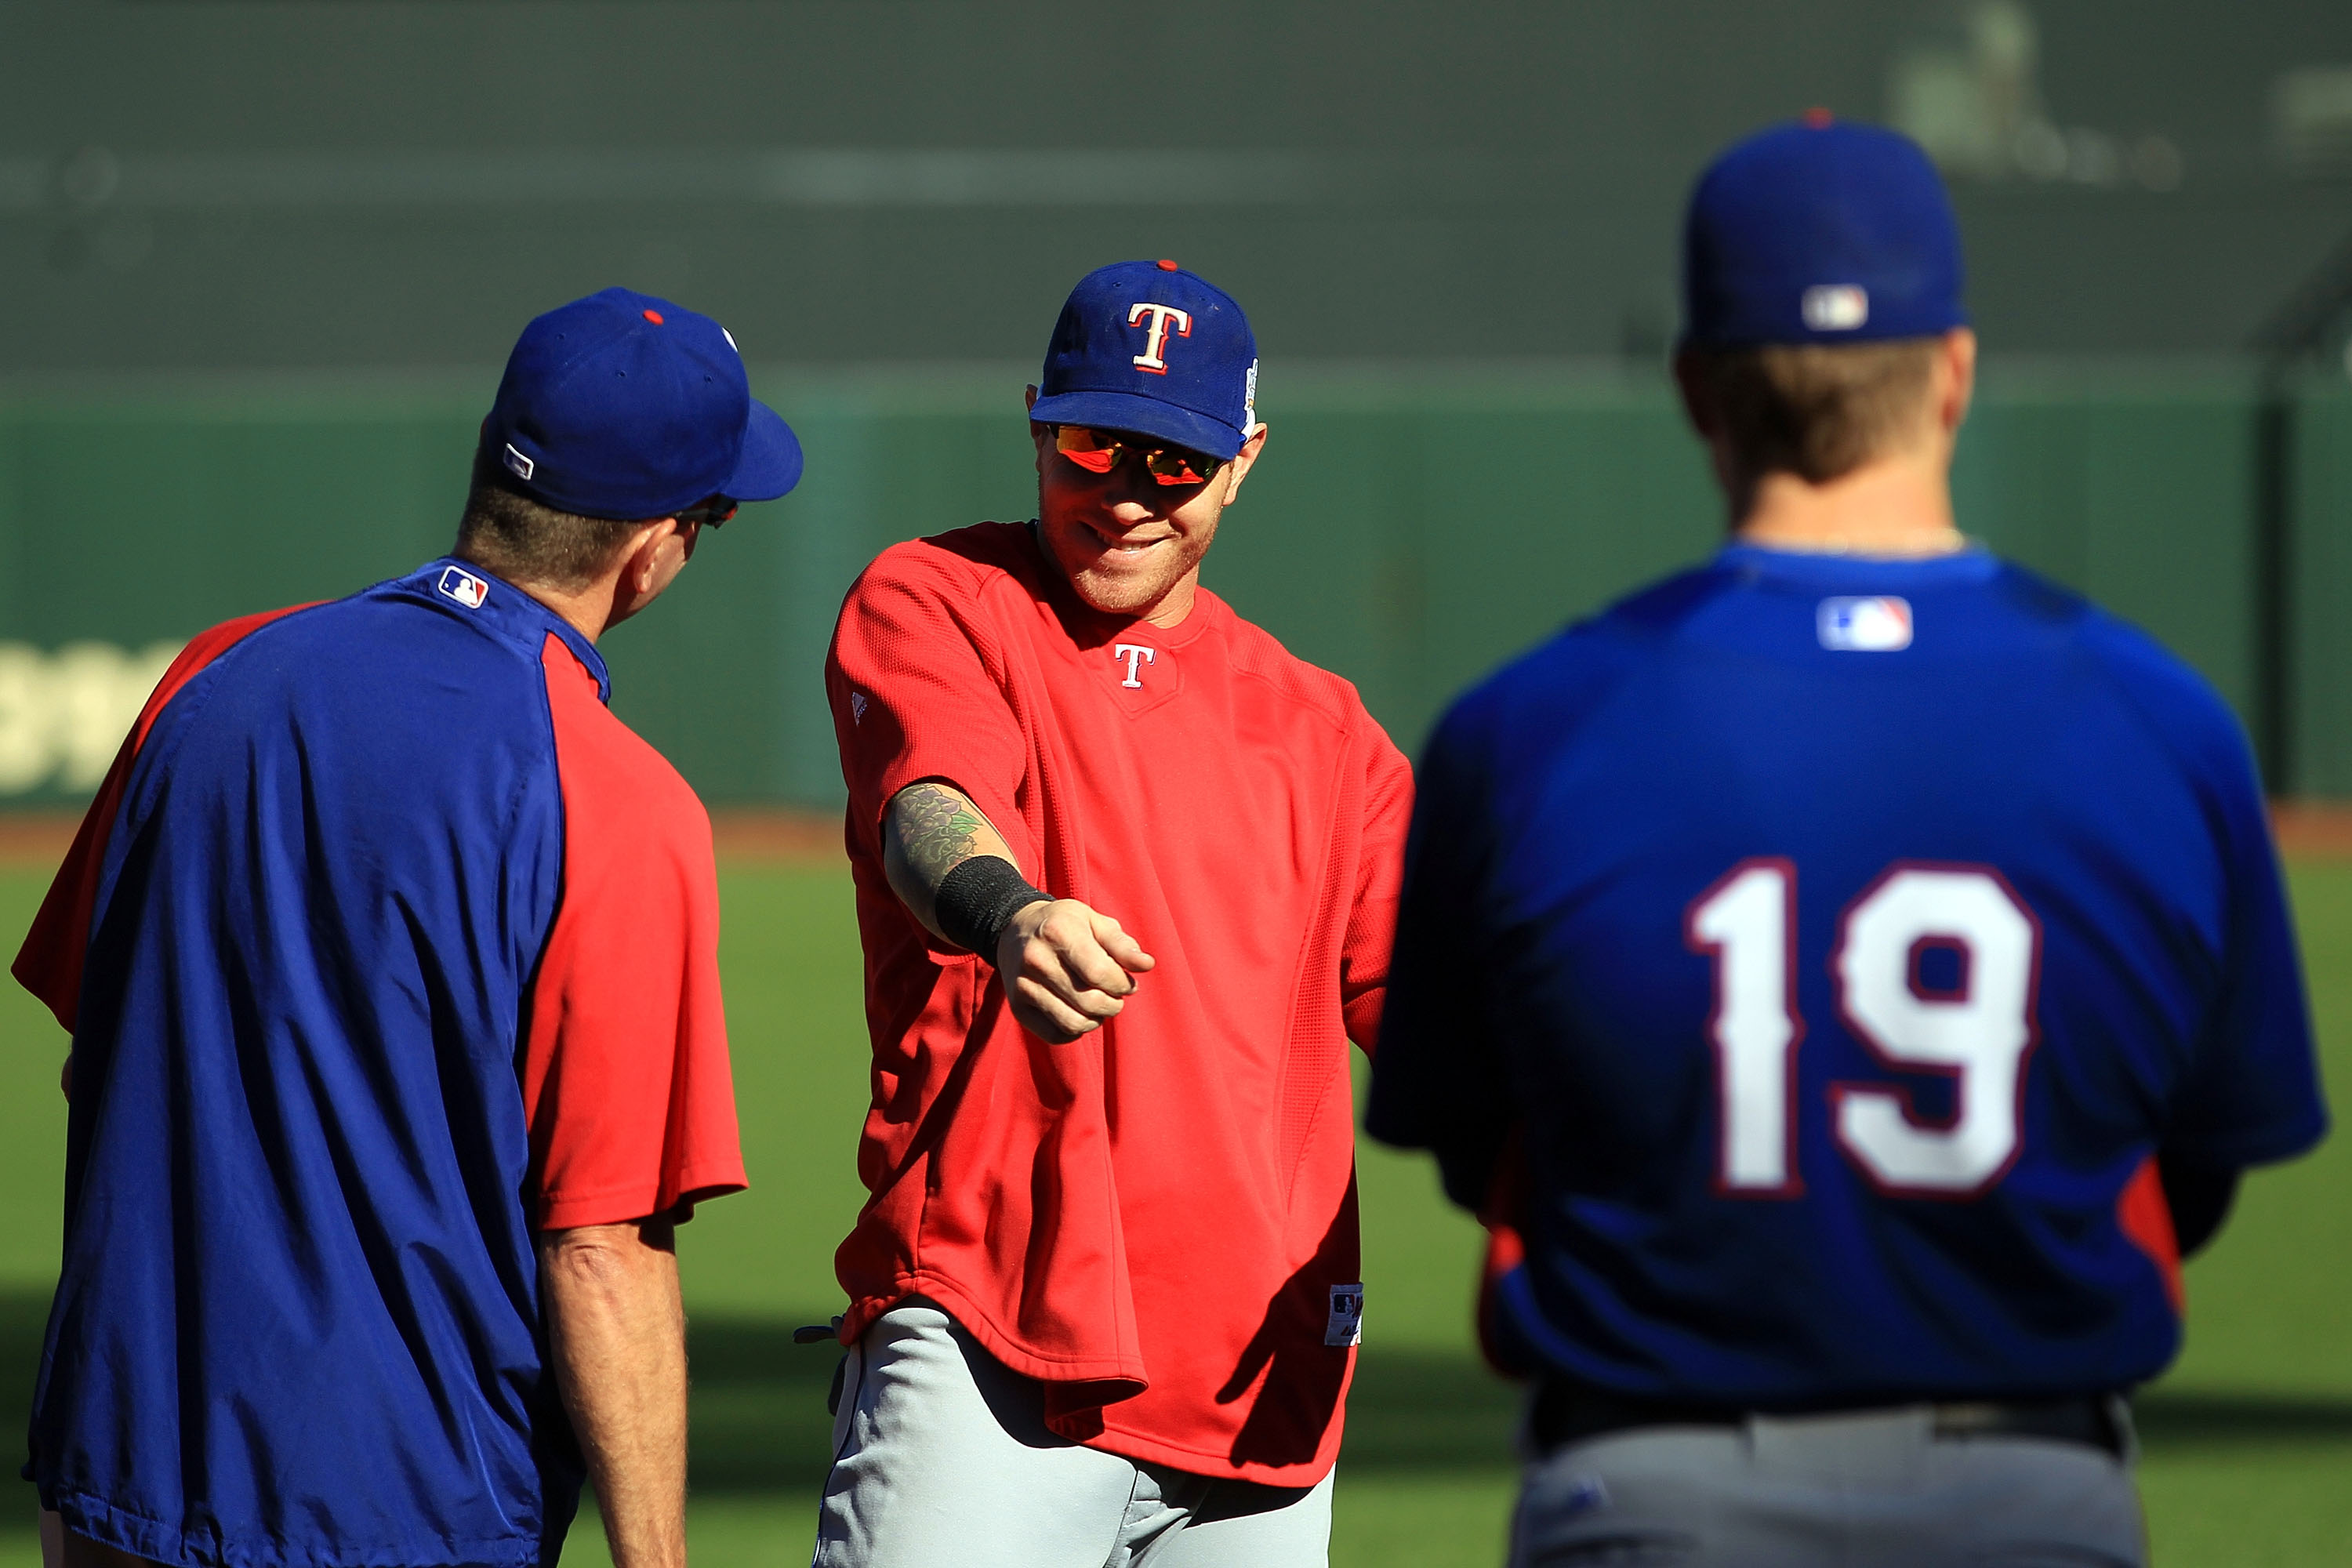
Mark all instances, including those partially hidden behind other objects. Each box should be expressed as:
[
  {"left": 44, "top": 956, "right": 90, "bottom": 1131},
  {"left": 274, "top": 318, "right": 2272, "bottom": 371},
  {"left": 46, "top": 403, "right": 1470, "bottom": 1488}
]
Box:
[
  {"left": 2161, "top": 761, "right": 2328, "bottom": 1167},
  {"left": 1340, "top": 720, "right": 1415, "bottom": 1051},
  {"left": 2080, "top": 613, "right": 2328, "bottom": 1168},
  {"left": 1363, "top": 698, "right": 1516, "bottom": 1212},
  {"left": 523, "top": 635, "right": 745, "bottom": 1231},
  {"left": 826, "top": 543, "right": 1031, "bottom": 867}
]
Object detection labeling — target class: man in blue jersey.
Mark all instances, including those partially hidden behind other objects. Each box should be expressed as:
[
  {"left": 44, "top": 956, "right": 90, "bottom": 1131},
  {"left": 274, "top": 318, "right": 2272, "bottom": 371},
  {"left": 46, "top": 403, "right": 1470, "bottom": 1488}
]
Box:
[
  {"left": 14, "top": 287, "right": 798, "bottom": 1568},
  {"left": 1368, "top": 120, "right": 2327, "bottom": 1566}
]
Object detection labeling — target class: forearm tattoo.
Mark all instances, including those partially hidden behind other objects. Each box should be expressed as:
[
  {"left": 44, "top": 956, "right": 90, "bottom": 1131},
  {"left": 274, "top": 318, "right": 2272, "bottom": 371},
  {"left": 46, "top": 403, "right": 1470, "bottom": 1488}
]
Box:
[{"left": 894, "top": 782, "right": 990, "bottom": 890}]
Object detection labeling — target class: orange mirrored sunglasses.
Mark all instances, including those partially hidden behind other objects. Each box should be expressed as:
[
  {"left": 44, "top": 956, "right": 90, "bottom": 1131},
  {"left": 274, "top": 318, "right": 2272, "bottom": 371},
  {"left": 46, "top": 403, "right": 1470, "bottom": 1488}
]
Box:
[{"left": 1051, "top": 425, "right": 1220, "bottom": 487}]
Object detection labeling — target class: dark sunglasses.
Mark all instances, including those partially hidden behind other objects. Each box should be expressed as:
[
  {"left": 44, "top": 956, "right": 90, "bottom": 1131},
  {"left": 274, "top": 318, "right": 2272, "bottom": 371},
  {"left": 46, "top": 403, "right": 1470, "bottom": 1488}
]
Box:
[
  {"left": 673, "top": 495, "right": 739, "bottom": 528},
  {"left": 1052, "top": 425, "right": 1220, "bottom": 488}
]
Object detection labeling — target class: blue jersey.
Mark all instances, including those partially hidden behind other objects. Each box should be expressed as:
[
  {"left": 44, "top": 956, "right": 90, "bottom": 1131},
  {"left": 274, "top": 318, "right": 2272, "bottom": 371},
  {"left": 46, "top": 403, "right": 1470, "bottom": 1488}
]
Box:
[
  {"left": 1367, "top": 545, "right": 2326, "bottom": 1406},
  {"left": 13, "top": 560, "right": 743, "bottom": 1568}
]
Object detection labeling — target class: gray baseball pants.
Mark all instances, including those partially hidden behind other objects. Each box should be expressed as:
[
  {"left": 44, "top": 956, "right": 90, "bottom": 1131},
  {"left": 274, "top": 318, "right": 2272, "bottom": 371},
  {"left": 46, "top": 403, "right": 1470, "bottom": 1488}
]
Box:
[
  {"left": 811, "top": 1301, "right": 1333, "bottom": 1568},
  {"left": 1509, "top": 1403, "right": 2147, "bottom": 1567}
]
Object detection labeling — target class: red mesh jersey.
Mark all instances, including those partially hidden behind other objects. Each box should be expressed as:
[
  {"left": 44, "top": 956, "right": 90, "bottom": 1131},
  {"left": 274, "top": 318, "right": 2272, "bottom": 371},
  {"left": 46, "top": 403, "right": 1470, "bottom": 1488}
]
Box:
[{"left": 826, "top": 522, "right": 1414, "bottom": 1486}]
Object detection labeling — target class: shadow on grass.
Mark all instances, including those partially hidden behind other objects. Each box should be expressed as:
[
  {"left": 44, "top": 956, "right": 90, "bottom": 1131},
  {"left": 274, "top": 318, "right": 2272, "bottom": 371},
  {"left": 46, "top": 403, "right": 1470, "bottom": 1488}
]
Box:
[
  {"left": 3, "top": 1292, "right": 2346, "bottom": 1503},
  {"left": 662, "top": 1323, "right": 2352, "bottom": 1488},
  {"left": 2137, "top": 1388, "right": 2352, "bottom": 1449},
  {"left": 0, "top": 1290, "right": 43, "bottom": 1451},
  {"left": 683, "top": 1314, "right": 1522, "bottom": 1491}
]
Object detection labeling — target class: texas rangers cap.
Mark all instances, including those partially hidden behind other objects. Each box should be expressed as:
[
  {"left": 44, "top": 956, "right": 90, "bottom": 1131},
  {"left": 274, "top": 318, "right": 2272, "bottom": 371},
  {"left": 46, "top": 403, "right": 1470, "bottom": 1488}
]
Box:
[
  {"left": 1682, "top": 117, "right": 1966, "bottom": 349},
  {"left": 1030, "top": 260, "right": 1258, "bottom": 462},
  {"left": 482, "top": 286, "right": 803, "bottom": 520}
]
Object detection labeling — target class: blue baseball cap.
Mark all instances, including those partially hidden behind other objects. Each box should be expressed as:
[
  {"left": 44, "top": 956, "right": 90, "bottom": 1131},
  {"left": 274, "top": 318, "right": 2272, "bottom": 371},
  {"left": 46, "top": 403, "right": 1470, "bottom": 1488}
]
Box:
[
  {"left": 482, "top": 286, "right": 803, "bottom": 520},
  {"left": 1030, "top": 260, "right": 1258, "bottom": 463},
  {"left": 1682, "top": 117, "right": 1966, "bottom": 349}
]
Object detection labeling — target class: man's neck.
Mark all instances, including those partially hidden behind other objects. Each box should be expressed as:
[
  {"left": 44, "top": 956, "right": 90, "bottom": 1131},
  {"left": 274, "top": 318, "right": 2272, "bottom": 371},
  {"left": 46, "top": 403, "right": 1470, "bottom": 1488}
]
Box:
[
  {"left": 1140, "top": 574, "right": 1200, "bottom": 629},
  {"left": 458, "top": 553, "right": 618, "bottom": 643},
  {"left": 1730, "top": 455, "right": 1965, "bottom": 559}
]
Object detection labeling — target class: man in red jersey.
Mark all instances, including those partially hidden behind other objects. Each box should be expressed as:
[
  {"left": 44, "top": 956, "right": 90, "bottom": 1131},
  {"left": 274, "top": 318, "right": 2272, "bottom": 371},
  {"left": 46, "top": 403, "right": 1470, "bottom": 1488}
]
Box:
[{"left": 816, "top": 260, "right": 1413, "bottom": 1565}]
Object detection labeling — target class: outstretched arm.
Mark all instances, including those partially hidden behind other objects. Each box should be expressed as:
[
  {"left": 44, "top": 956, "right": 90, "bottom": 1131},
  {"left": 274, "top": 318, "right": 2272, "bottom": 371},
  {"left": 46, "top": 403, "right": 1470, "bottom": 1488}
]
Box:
[
  {"left": 882, "top": 779, "right": 1154, "bottom": 1044},
  {"left": 881, "top": 779, "right": 1020, "bottom": 935}
]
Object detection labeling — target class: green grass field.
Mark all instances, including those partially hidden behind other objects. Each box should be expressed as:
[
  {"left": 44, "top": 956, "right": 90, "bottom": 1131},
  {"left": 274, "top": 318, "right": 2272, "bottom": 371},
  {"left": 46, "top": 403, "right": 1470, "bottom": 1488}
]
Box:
[{"left": 0, "top": 861, "right": 2347, "bottom": 1565}]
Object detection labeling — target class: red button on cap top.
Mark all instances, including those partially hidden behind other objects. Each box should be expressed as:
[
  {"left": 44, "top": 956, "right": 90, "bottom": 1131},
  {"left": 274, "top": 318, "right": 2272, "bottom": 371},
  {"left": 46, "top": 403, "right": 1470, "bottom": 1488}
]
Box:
[
  {"left": 1156, "top": 259, "right": 1179, "bottom": 271},
  {"left": 1803, "top": 107, "right": 1833, "bottom": 128},
  {"left": 643, "top": 308, "right": 666, "bottom": 324}
]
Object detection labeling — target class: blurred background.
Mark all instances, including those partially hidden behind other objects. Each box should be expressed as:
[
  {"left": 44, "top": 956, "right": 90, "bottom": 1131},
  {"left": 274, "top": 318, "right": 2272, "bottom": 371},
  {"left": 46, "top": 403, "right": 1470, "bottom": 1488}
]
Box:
[
  {"left": 3, "top": 0, "right": 2352, "bottom": 809},
  {"left": 7, "top": 3, "right": 2352, "bottom": 1564}
]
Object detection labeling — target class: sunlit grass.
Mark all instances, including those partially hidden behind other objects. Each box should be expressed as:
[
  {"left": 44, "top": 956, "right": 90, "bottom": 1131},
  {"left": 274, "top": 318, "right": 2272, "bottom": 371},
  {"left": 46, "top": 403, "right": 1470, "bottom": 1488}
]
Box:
[{"left": 1, "top": 861, "right": 2347, "bottom": 1563}]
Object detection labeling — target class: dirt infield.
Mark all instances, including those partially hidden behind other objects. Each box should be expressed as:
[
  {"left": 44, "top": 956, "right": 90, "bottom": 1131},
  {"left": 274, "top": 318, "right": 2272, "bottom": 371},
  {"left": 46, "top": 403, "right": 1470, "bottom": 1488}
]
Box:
[
  {"left": 2268, "top": 804, "right": 2352, "bottom": 861},
  {"left": 709, "top": 809, "right": 844, "bottom": 863},
  {"left": 2, "top": 804, "right": 2350, "bottom": 869},
  {"left": 0, "top": 816, "right": 77, "bottom": 866}
]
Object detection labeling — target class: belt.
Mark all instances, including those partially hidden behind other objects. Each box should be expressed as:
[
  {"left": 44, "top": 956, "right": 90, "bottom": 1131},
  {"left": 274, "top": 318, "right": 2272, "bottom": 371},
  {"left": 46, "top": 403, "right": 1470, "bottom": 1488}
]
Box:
[{"left": 1528, "top": 1376, "right": 2130, "bottom": 1461}]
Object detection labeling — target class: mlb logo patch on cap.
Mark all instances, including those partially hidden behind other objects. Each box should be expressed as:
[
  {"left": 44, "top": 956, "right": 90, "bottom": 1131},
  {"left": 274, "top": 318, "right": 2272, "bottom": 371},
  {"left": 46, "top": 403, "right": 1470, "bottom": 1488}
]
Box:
[
  {"left": 437, "top": 566, "right": 491, "bottom": 610},
  {"left": 1818, "top": 596, "right": 1912, "bottom": 651},
  {"left": 1801, "top": 285, "right": 1869, "bottom": 332}
]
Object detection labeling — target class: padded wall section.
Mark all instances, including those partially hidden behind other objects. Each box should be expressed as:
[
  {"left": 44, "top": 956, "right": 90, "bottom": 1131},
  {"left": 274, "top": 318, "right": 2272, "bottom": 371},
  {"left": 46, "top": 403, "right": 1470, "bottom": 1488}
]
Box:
[{"left": 0, "top": 364, "right": 2294, "bottom": 808}]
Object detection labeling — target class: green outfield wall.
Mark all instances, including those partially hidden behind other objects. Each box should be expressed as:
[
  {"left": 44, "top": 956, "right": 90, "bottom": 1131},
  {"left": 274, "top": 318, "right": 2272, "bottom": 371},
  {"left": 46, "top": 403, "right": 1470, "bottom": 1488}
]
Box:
[
  {"left": 2290, "top": 379, "right": 2352, "bottom": 796},
  {"left": 0, "top": 361, "right": 2333, "bottom": 811}
]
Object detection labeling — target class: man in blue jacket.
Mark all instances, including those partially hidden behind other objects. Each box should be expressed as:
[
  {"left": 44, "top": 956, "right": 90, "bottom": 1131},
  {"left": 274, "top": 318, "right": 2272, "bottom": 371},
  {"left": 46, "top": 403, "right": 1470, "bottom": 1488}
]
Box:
[{"left": 18, "top": 287, "right": 798, "bottom": 1568}]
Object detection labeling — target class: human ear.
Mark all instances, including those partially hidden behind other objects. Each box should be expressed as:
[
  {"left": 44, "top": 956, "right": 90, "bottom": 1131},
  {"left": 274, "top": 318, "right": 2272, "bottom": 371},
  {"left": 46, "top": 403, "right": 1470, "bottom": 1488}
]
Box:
[
  {"left": 1940, "top": 328, "right": 1978, "bottom": 435},
  {"left": 1026, "top": 385, "right": 1052, "bottom": 473},
  {"left": 1221, "top": 424, "right": 1268, "bottom": 503},
  {"left": 626, "top": 519, "right": 675, "bottom": 597},
  {"left": 1672, "top": 348, "right": 1719, "bottom": 440},
  {"left": 1674, "top": 349, "right": 1750, "bottom": 514}
]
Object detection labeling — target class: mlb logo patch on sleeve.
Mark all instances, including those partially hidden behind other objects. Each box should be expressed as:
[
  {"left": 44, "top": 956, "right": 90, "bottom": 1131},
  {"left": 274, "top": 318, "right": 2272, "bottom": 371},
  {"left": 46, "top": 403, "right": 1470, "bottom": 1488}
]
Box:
[
  {"left": 1817, "top": 596, "right": 1912, "bottom": 652},
  {"left": 437, "top": 567, "right": 491, "bottom": 610},
  {"left": 1326, "top": 1284, "right": 1364, "bottom": 1347}
]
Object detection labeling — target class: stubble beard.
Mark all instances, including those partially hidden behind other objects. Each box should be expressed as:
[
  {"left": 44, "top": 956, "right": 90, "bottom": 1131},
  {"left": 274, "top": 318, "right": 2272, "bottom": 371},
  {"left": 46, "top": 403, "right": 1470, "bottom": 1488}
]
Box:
[
  {"left": 1065, "top": 550, "right": 1196, "bottom": 616},
  {"left": 1039, "top": 502, "right": 1217, "bottom": 620}
]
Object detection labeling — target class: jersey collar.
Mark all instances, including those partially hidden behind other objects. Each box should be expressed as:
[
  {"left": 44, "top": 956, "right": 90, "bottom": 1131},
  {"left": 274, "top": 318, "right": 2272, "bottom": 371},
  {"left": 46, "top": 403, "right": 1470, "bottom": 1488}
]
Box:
[
  {"left": 1714, "top": 540, "right": 2001, "bottom": 591},
  {"left": 406, "top": 557, "right": 613, "bottom": 702}
]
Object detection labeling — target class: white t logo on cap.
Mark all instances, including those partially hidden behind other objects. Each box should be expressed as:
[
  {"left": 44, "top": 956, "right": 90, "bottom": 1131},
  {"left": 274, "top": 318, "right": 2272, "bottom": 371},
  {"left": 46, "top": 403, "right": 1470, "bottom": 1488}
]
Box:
[
  {"left": 1127, "top": 303, "right": 1192, "bottom": 375},
  {"left": 1802, "top": 285, "right": 1870, "bottom": 331}
]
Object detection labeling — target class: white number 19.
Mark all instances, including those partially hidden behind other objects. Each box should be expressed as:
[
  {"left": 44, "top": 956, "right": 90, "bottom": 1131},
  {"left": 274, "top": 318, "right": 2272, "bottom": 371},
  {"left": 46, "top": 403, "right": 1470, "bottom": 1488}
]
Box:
[{"left": 1686, "top": 860, "right": 2040, "bottom": 1198}]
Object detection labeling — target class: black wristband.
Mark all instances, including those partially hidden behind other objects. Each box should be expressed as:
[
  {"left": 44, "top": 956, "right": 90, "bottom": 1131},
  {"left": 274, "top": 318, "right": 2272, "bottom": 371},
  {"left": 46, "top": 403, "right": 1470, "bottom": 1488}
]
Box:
[{"left": 934, "top": 855, "right": 1052, "bottom": 961}]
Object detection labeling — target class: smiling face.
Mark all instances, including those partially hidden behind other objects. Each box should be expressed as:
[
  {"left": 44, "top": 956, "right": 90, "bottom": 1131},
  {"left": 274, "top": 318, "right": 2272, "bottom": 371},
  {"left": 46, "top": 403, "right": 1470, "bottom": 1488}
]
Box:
[{"left": 1026, "top": 389, "right": 1265, "bottom": 627}]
